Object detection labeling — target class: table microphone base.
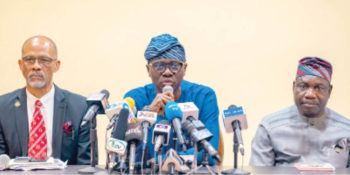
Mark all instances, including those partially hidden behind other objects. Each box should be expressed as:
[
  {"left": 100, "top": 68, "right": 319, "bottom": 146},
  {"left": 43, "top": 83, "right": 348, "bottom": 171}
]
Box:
[
  {"left": 78, "top": 166, "right": 100, "bottom": 174},
  {"left": 222, "top": 168, "right": 250, "bottom": 175},
  {"left": 189, "top": 164, "right": 218, "bottom": 174}
]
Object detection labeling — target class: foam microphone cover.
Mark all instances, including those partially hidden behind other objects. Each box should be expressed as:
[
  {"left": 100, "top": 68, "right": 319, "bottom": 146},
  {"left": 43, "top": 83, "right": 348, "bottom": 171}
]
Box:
[
  {"left": 111, "top": 108, "right": 129, "bottom": 140},
  {"left": 165, "top": 101, "right": 183, "bottom": 121}
]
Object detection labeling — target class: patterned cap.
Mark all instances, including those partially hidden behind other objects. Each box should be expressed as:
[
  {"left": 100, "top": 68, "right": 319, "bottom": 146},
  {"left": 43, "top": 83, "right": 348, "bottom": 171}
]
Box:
[
  {"left": 296, "top": 57, "right": 333, "bottom": 82},
  {"left": 144, "top": 34, "right": 186, "bottom": 63}
]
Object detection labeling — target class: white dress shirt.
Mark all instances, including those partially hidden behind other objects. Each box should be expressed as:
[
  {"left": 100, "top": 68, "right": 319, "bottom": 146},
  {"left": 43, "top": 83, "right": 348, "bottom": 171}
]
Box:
[{"left": 26, "top": 86, "right": 55, "bottom": 158}]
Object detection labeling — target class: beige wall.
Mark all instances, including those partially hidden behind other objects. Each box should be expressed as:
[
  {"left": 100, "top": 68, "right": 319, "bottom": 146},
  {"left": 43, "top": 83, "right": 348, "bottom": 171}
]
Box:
[{"left": 1, "top": 0, "right": 350, "bottom": 166}]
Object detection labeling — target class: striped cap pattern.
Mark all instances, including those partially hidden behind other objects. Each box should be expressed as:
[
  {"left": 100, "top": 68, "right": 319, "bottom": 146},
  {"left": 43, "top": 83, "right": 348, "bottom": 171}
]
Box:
[
  {"left": 296, "top": 57, "right": 333, "bottom": 82},
  {"left": 144, "top": 34, "right": 186, "bottom": 63}
]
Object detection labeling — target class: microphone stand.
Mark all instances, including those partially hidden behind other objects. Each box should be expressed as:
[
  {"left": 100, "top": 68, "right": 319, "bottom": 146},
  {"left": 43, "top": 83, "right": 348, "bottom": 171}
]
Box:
[
  {"left": 104, "top": 128, "right": 113, "bottom": 173},
  {"left": 158, "top": 148, "right": 163, "bottom": 175},
  {"left": 188, "top": 142, "right": 217, "bottom": 175},
  {"left": 78, "top": 114, "right": 99, "bottom": 174},
  {"left": 222, "top": 125, "right": 250, "bottom": 175}
]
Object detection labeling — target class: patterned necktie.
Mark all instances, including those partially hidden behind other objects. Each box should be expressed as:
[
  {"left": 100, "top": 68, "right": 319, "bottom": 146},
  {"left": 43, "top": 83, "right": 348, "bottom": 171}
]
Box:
[{"left": 28, "top": 99, "right": 47, "bottom": 160}]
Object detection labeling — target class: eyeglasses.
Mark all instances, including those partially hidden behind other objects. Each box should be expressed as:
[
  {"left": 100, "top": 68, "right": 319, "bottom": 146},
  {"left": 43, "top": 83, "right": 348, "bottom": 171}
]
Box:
[
  {"left": 22, "top": 56, "right": 56, "bottom": 67},
  {"left": 149, "top": 61, "right": 184, "bottom": 74}
]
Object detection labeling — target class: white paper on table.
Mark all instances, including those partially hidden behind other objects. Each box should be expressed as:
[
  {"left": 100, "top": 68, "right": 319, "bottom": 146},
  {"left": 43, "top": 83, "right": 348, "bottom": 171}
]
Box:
[{"left": 8, "top": 157, "right": 67, "bottom": 171}]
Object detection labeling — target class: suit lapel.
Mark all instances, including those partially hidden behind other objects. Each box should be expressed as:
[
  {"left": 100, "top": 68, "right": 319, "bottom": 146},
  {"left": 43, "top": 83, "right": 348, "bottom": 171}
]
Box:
[
  {"left": 52, "top": 85, "right": 66, "bottom": 158},
  {"left": 14, "top": 88, "right": 29, "bottom": 156}
]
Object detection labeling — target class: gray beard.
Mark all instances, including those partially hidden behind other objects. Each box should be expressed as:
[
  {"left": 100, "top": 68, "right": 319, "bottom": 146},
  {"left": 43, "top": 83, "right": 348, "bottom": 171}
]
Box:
[{"left": 27, "top": 72, "right": 46, "bottom": 88}]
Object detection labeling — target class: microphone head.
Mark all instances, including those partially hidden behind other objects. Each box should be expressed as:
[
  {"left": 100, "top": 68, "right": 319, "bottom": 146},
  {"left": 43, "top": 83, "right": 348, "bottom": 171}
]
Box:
[
  {"left": 142, "top": 105, "right": 153, "bottom": 112},
  {"left": 228, "top": 104, "right": 237, "bottom": 109},
  {"left": 86, "top": 89, "right": 110, "bottom": 114},
  {"left": 165, "top": 101, "right": 183, "bottom": 122},
  {"left": 222, "top": 105, "right": 248, "bottom": 132},
  {"left": 162, "top": 85, "right": 174, "bottom": 94},
  {"left": 124, "top": 97, "right": 135, "bottom": 110},
  {"left": 0, "top": 154, "right": 10, "bottom": 170},
  {"left": 137, "top": 110, "right": 157, "bottom": 126},
  {"left": 106, "top": 97, "right": 136, "bottom": 120},
  {"left": 111, "top": 108, "right": 129, "bottom": 140},
  {"left": 106, "top": 138, "right": 128, "bottom": 155},
  {"left": 125, "top": 123, "right": 143, "bottom": 142},
  {"left": 177, "top": 102, "right": 199, "bottom": 121},
  {"left": 152, "top": 120, "right": 171, "bottom": 146},
  {"left": 182, "top": 120, "right": 213, "bottom": 143},
  {"left": 100, "top": 89, "right": 110, "bottom": 99}
]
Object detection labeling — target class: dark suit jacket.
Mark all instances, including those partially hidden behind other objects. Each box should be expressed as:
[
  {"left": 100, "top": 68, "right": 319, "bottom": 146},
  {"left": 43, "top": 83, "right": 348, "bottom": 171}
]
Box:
[{"left": 0, "top": 85, "right": 91, "bottom": 165}]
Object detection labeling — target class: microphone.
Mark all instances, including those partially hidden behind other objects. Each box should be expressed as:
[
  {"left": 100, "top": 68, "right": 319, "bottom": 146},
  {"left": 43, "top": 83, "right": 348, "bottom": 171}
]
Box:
[
  {"left": 106, "top": 108, "right": 129, "bottom": 156},
  {"left": 162, "top": 85, "right": 174, "bottom": 94},
  {"left": 152, "top": 120, "right": 171, "bottom": 152},
  {"left": 0, "top": 154, "right": 9, "bottom": 171},
  {"left": 164, "top": 102, "right": 187, "bottom": 152},
  {"left": 106, "top": 97, "right": 136, "bottom": 130},
  {"left": 182, "top": 119, "right": 221, "bottom": 163},
  {"left": 160, "top": 85, "right": 174, "bottom": 115},
  {"left": 142, "top": 105, "right": 152, "bottom": 111},
  {"left": 161, "top": 149, "right": 189, "bottom": 174},
  {"left": 81, "top": 89, "right": 110, "bottom": 126},
  {"left": 106, "top": 108, "right": 129, "bottom": 173},
  {"left": 124, "top": 122, "right": 143, "bottom": 174},
  {"left": 177, "top": 102, "right": 199, "bottom": 121},
  {"left": 137, "top": 105, "right": 157, "bottom": 171},
  {"left": 137, "top": 109, "right": 157, "bottom": 147},
  {"left": 222, "top": 105, "right": 247, "bottom": 155}
]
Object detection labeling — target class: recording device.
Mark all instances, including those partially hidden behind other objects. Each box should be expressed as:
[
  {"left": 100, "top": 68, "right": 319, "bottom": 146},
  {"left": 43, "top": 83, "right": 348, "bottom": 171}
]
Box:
[
  {"left": 182, "top": 118, "right": 221, "bottom": 163},
  {"left": 177, "top": 102, "right": 199, "bottom": 121},
  {"left": 152, "top": 120, "right": 172, "bottom": 152},
  {"left": 161, "top": 149, "right": 189, "bottom": 174},
  {"left": 222, "top": 105, "right": 247, "bottom": 155},
  {"left": 165, "top": 101, "right": 187, "bottom": 152},
  {"left": 125, "top": 122, "right": 143, "bottom": 174},
  {"left": 106, "top": 108, "right": 129, "bottom": 156},
  {"left": 106, "top": 97, "right": 135, "bottom": 130},
  {"left": 0, "top": 154, "right": 10, "bottom": 171},
  {"left": 81, "top": 89, "right": 110, "bottom": 126}
]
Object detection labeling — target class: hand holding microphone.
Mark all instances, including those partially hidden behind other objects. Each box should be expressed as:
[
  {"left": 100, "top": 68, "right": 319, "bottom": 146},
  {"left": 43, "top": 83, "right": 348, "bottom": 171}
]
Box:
[{"left": 150, "top": 85, "right": 174, "bottom": 115}]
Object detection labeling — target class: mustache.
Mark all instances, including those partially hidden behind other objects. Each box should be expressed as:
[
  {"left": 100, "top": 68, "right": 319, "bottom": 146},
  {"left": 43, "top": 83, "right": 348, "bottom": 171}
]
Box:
[{"left": 28, "top": 71, "right": 45, "bottom": 78}]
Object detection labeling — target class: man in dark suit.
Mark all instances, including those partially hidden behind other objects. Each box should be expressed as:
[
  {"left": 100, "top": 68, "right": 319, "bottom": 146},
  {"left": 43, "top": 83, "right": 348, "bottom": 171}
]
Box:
[{"left": 0, "top": 35, "right": 91, "bottom": 165}]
